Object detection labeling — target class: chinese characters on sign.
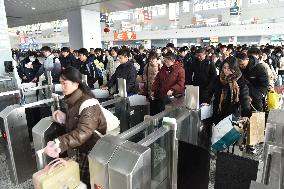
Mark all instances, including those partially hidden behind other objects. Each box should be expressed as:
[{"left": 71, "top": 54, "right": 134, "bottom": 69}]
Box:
[{"left": 114, "top": 32, "right": 137, "bottom": 40}]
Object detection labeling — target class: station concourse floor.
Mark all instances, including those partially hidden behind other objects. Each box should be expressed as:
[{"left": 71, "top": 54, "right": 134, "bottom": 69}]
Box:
[{"left": 0, "top": 139, "right": 263, "bottom": 189}]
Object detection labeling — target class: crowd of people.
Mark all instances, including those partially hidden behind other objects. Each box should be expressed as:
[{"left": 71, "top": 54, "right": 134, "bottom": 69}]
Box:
[
  {"left": 14, "top": 43, "right": 284, "bottom": 188},
  {"left": 16, "top": 43, "right": 284, "bottom": 115}
]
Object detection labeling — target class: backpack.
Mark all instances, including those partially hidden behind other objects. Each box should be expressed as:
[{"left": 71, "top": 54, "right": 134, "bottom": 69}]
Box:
[{"left": 79, "top": 98, "right": 120, "bottom": 137}]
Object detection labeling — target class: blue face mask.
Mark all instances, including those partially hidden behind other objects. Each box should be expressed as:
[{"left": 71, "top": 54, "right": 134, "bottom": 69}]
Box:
[{"left": 277, "top": 53, "right": 281, "bottom": 57}]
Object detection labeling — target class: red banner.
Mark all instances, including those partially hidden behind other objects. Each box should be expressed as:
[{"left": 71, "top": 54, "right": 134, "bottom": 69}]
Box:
[
  {"left": 114, "top": 32, "right": 137, "bottom": 41},
  {"left": 19, "top": 33, "right": 26, "bottom": 44}
]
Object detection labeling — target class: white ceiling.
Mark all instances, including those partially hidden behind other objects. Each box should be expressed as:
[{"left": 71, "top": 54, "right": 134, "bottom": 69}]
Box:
[{"left": 5, "top": 0, "right": 186, "bottom": 27}]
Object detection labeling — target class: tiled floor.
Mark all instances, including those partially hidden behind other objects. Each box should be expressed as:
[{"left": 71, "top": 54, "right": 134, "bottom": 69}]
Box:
[{"left": 0, "top": 141, "right": 33, "bottom": 189}]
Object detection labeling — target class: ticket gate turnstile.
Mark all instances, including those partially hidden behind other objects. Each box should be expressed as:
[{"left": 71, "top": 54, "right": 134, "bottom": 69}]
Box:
[
  {"left": 0, "top": 95, "right": 63, "bottom": 184},
  {"left": 89, "top": 117, "right": 178, "bottom": 189},
  {"left": 90, "top": 104, "right": 201, "bottom": 189},
  {"left": 260, "top": 110, "right": 284, "bottom": 188}
]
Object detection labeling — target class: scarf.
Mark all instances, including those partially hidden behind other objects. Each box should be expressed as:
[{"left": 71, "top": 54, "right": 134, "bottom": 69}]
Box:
[{"left": 219, "top": 68, "right": 242, "bottom": 113}]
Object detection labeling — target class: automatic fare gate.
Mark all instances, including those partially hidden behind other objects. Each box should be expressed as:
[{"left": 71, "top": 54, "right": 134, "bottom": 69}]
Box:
[
  {"left": 0, "top": 94, "right": 63, "bottom": 184},
  {"left": 250, "top": 109, "right": 284, "bottom": 189},
  {"left": 89, "top": 104, "right": 200, "bottom": 189}
]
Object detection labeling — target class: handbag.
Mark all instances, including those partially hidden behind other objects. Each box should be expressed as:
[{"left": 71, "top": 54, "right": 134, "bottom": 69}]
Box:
[
  {"left": 267, "top": 89, "right": 280, "bottom": 111},
  {"left": 211, "top": 114, "right": 242, "bottom": 152},
  {"left": 246, "top": 104, "right": 265, "bottom": 145},
  {"left": 33, "top": 158, "right": 80, "bottom": 189}
]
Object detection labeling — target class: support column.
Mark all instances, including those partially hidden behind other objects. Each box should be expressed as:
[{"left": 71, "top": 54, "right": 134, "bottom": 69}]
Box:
[
  {"left": 0, "top": 0, "right": 12, "bottom": 75},
  {"left": 67, "top": 9, "right": 102, "bottom": 50},
  {"left": 170, "top": 39, "right": 178, "bottom": 47}
]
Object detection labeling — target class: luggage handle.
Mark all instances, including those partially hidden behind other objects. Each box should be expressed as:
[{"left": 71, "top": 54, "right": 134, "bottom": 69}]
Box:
[{"left": 46, "top": 158, "right": 67, "bottom": 175}]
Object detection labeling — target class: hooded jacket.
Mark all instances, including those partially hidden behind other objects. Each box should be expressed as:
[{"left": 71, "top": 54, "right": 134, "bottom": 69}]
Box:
[
  {"left": 242, "top": 56, "right": 269, "bottom": 100},
  {"left": 58, "top": 89, "right": 107, "bottom": 153},
  {"left": 152, "top": 61, "right": 185, "bottom": 99}
]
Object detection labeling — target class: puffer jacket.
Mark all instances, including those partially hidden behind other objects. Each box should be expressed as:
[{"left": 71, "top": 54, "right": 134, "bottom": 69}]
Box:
[
  {"left": 143, "top": 62, "right": 162, "bottom": 96},
  {"left": 241, "top": 56, "right": 269, "bottom": 111},
  {"left": 152, "top": 61, "right": 185, "bottom": 99},
  {"left": 58, "top": 89, "right": 107, "bottom": 153}
]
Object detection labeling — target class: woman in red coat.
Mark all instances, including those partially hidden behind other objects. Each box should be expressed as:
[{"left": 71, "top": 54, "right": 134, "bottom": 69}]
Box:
[{"left": 151, "top": 52, "right": 185, "bottom": 114}]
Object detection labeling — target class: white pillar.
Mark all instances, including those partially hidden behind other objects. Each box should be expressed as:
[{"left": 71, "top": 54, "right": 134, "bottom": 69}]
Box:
[
  {"left": 0, "top": 0, "right": 12, "bottom": 75},
  {"left": 170, "top": 39, "right": 178, "bottom": 47},
  {"left": 67, "top": 9, "right": 102, "bottom": 50},
  {"left": 144, "top": 39, "right": 151, "bottom": 50}
]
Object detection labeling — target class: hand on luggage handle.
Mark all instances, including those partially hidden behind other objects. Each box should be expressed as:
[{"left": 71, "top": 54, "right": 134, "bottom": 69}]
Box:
[{"left": 47, "top": 158, "right": 68, "bottom": 175}]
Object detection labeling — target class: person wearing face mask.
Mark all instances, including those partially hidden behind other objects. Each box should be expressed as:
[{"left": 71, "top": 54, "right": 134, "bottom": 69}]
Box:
[
  {"left": 204, "top": 57, "right": 251, "bottom": 124},
  {"left": 187, "top": 48, "right": 217, "bottom": 103},
  {"left": 151, "top": 52, "right": 185, "bottom": 114},
  {"left": 17, "top": 53, "right": 37, "bottom": 83}
]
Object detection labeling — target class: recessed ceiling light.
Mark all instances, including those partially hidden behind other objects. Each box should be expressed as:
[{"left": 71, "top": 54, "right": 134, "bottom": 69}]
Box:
[{"left": 31, "top": 7, "right": 36, "bottom": 10}]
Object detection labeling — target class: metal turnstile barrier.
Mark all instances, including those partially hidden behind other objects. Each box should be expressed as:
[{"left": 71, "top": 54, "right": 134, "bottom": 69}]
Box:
[
  {"left": 89, "top": 103, "right": 199, "bottom": 189},
  {"left": 89, "top": 116, "right": 180, "bottom": 189},
  {"left": 260, "top": 110, "right": 284, "bottom": 188},
  {"left": 0, "top": 95, "right": 63, "bottom": 184},
  {"left": 32, "top": 117, "right": 65, "bottom": 170}
]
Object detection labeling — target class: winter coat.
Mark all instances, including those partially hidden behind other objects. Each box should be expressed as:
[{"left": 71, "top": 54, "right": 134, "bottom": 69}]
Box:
[
  {"left": 58, "top": 89, "right": 107, "bottom": 153},
  {"left": 143, "top": 62, "right": 162, "bottom": 96},
  {"left": 59, "top": 54, "right": 77, "bottom": 70},
  {"left": 259, "top": 60, "right": 276, "bottom": 87},
  {"left": 79, "top": 57, "right": 101, "bottom": 88},
  {"left": 152, "top": 61, "right": 185, "bottom": 100},
  {"left": 271, "top": 53, "right": 281, "bottom": 70},
  {"left": 206, "top": 76, "right": 252, "bottom": 124},
  {"left": 241, "top": 56, "right": 269, "bottom": 111},
  {"left": 107, "top": 61, "right": 138, "bottom": 95},
  {"left": 17, "top": 58, "right": 37, "bottom": 83},
  {"left": 106, "top": 55, "right": 120, "bottom": 79},
  {"left": 182, "top": 54, "right": 193, "bottom": 85},
  {"left": 35, "top": 54, "right": 61, "bottom": 83},
  {"left": 187, "top": 59, "right": 217, "bottom": 103},
  {"left": 134, "top": 53, "right": 147, "bottom": 76}
]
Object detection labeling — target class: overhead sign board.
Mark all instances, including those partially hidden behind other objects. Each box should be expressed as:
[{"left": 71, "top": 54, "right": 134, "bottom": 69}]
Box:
[{"left": 114, "top": 32, "right": 137, "bottom": 41}]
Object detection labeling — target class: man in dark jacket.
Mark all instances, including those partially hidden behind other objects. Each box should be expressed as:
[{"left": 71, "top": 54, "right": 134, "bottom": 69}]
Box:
[
  {"left": 102, "top": 48, "right": 138, "bottom": 95},
  {"left": 187, "top": 48, "right": 217, "bottom": 103},
  {"left": 134, "top": 46, "right": 147, "bottom": 76},
  {"left": 60, "top": 47, "right": 77, "bottom": 70},
  {"left": 78, "top": 48, "right": 101, "bottom": 88},
  {"left": 238, "top": 52, "right": 269, "bottom": 111},
  {"left": 179, "top": 46, "right": 193, "bottom": 85}
]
